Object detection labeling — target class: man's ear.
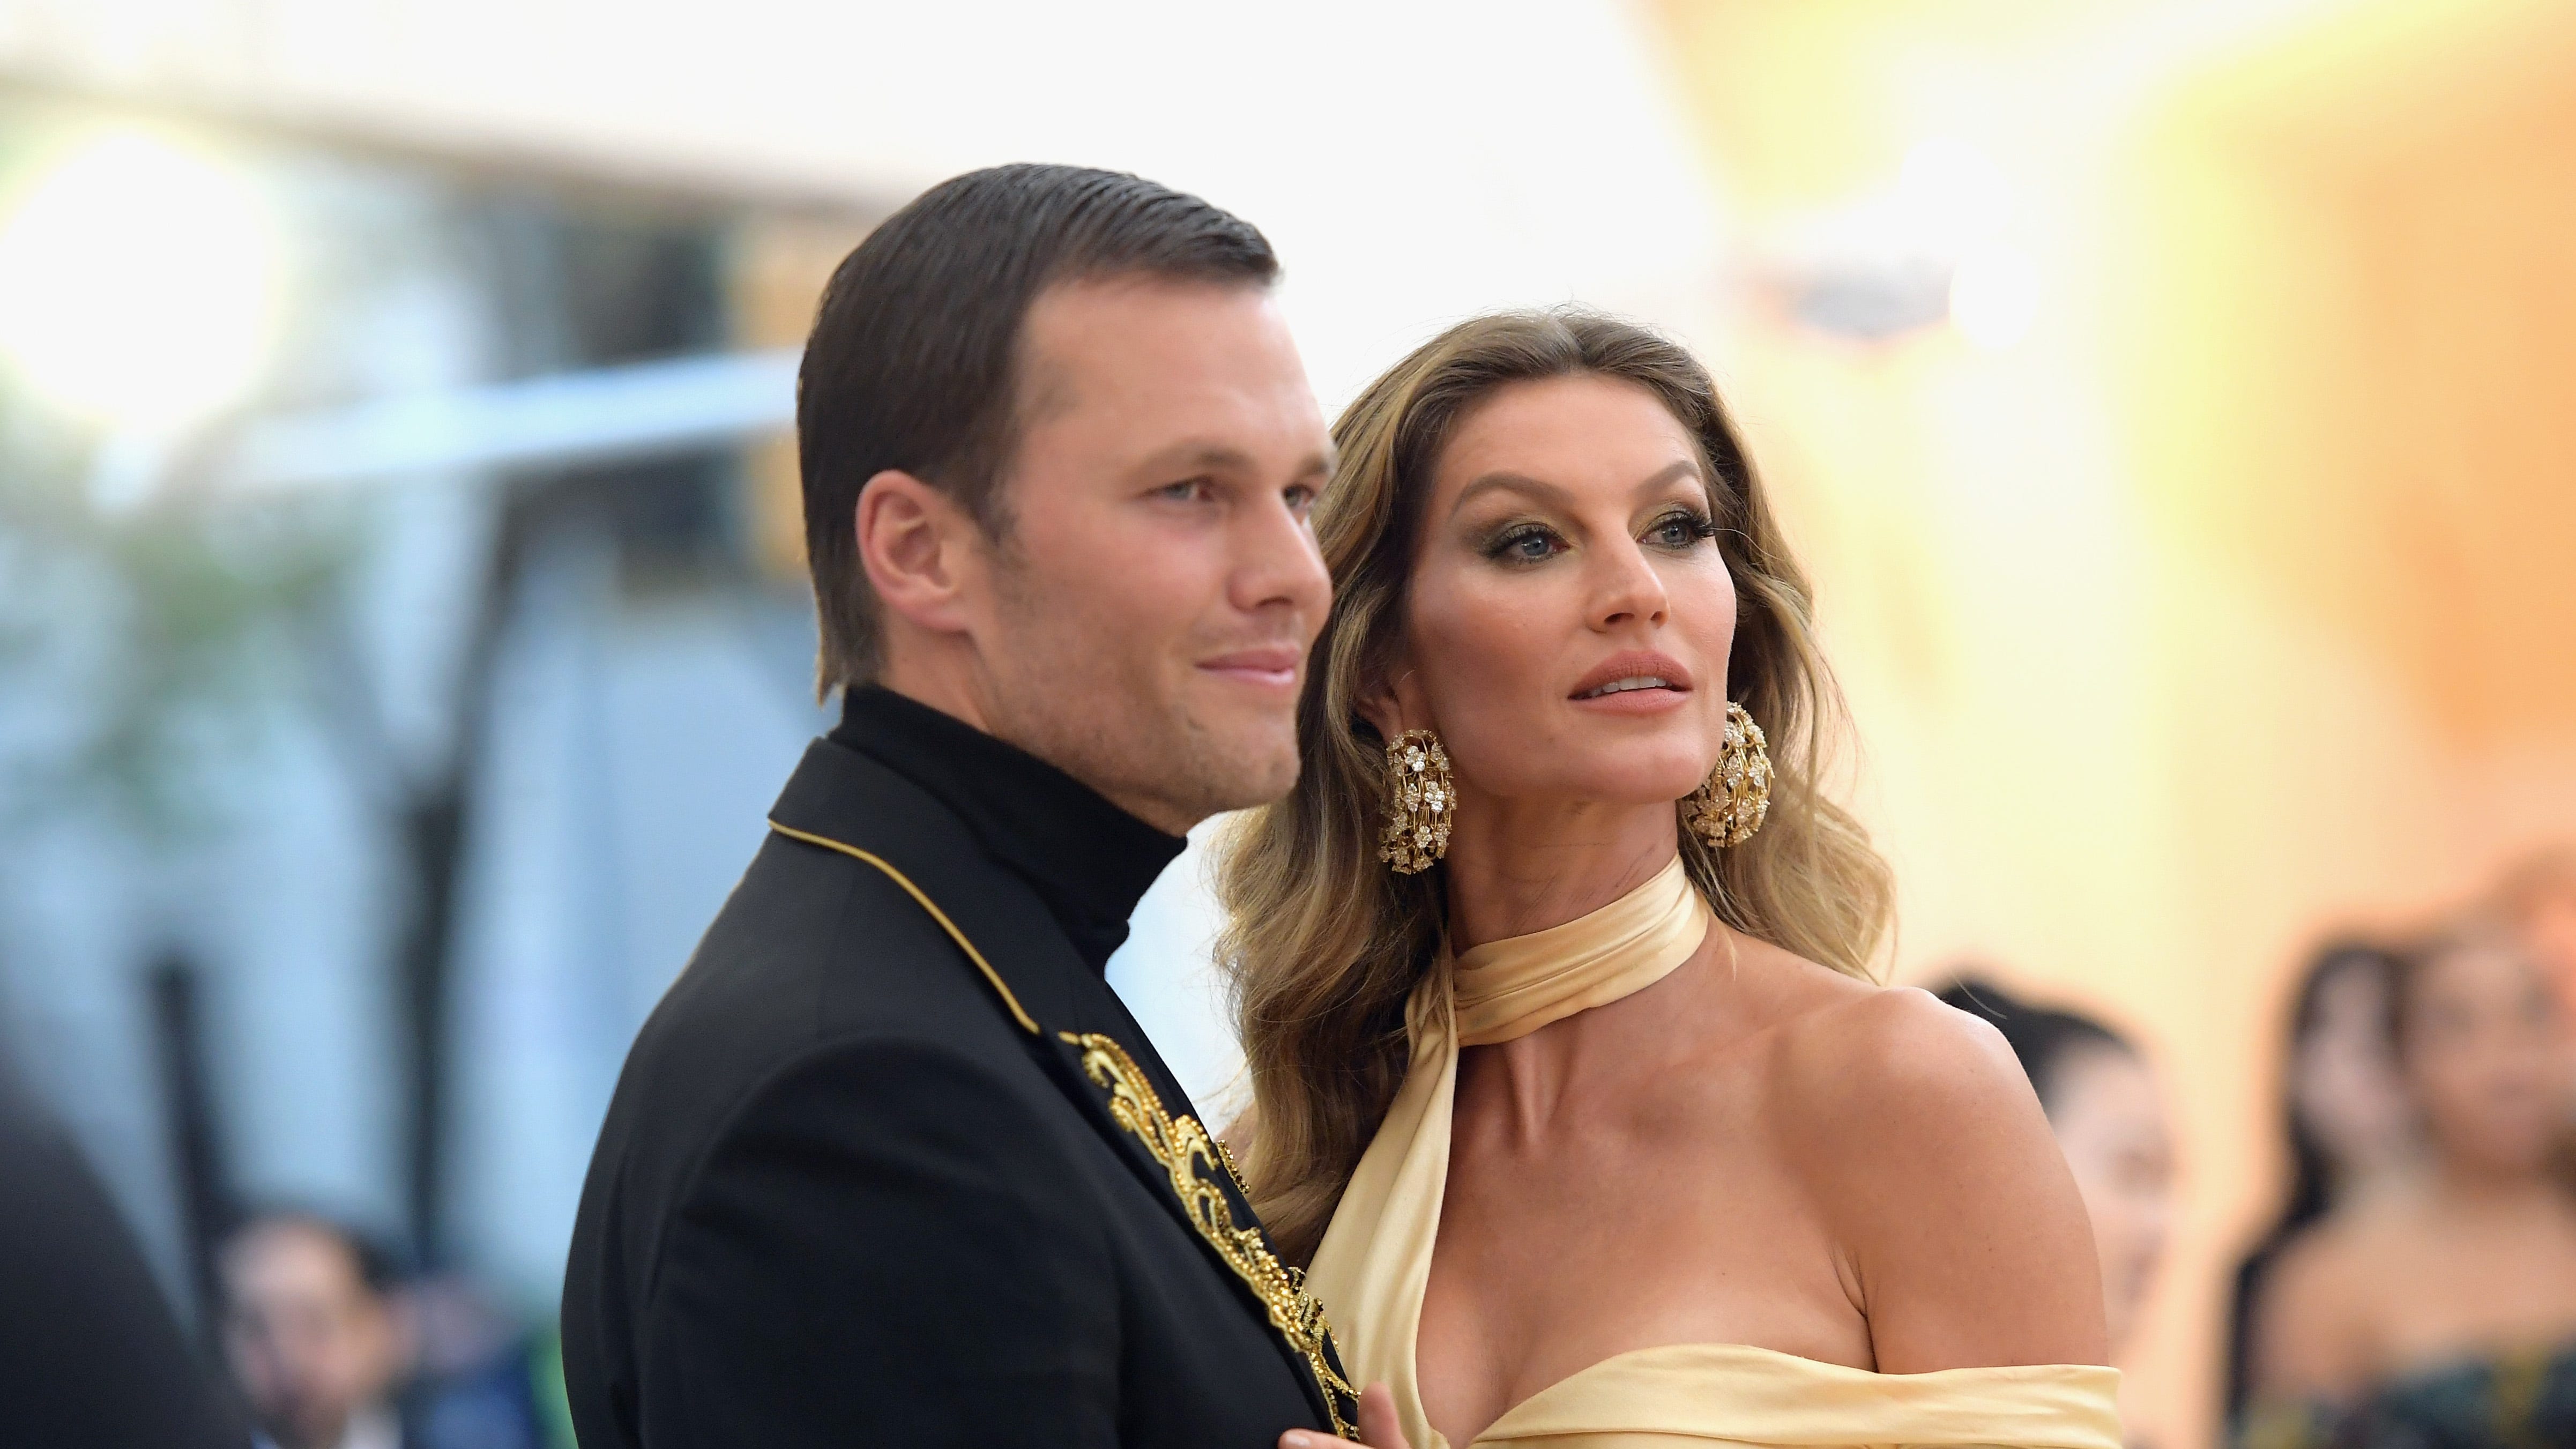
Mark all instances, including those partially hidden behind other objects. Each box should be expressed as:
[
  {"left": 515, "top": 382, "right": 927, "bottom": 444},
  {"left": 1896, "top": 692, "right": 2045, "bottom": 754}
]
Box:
[{"left": 855, "top": 470, "right": 986, "bottom": 637}]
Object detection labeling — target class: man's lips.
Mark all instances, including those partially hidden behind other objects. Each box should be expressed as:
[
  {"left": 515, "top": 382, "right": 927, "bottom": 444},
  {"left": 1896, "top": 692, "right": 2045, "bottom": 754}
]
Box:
[{"left": 1200, "top": 645, "right": 1303, "bottom": 688}]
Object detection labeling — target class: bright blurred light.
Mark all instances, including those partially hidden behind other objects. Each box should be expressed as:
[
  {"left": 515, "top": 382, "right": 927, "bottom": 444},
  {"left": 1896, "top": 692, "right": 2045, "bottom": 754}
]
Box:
[
  {"left": 0, "top": 131, "right": 284, "bottom": 433},
  {"left": 1948, "top": 243, "right": 2041, "bottom": 351},
  {"left": 1897, "top": 137, "right": 2014, "bottom": 251}
]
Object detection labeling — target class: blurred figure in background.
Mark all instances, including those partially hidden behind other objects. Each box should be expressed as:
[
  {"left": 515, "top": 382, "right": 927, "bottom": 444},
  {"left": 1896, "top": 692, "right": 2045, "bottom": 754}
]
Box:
[
  {"left": 218, "top": 1210, "right": 564, "bottom": 1449},
  {"left": 2245, "top": 918, "right": 2576, "bottom": 1447},
  {"left": 219, "top": 1212, "right": 412, "bottom": 1449},
  {"left": 2498, "top": 846, "right": 2576, "bottom": 1015},
  {"left": 0, "top": 1062, "right": 249, "bottom": 1449},
  {"left": 2222, "top": 942, "right": 2418, "bottom": 1425},
  {"left": 1935, "top": 977, "right": 2177, "bottom": 1362}
]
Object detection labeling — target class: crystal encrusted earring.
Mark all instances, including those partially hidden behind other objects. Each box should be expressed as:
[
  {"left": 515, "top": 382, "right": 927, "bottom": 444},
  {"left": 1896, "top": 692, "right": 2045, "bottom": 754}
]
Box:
[
  {"left": 1378, "top": 729, "right": 1453, "bottom": 874},
  {"left": 1686, "top": 702, "right": 1772, "bottom": 849}
]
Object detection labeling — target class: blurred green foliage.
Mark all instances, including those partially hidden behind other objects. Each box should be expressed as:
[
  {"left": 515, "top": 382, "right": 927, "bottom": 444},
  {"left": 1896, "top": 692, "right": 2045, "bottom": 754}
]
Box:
[{"left": 0, "top": 406, "right": 354, "bottom": 838}]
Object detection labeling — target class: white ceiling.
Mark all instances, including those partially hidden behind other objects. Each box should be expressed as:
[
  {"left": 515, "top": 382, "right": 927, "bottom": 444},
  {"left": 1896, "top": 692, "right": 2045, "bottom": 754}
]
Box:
[{"left": 0, "top": 0, "right": 1729, "bottom": 409}]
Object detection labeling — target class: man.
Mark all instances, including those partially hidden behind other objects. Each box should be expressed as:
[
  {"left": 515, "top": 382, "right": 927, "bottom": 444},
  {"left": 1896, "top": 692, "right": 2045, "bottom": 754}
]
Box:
[
  {"left": 562, "top": 165, "right": 1372, "bottom": 1448},
  {"left": 0, "top": 1062, "right": 249, "bottom": 1449},
  {"left": 218, "top": 1212, "right": 411, "bottom": 1449},
  {"left": 220, "top": 1209, "right": 565, "bottom": 1449}
]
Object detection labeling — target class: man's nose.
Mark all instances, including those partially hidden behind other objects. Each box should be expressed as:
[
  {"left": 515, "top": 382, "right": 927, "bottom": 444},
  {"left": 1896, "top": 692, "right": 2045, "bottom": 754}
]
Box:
[{"left": 1233, "top": 491, "right": 1331, "bottom": 622}]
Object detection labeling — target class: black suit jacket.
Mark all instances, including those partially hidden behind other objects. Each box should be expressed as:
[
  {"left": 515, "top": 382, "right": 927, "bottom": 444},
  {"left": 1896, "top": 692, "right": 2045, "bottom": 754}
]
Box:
[{"left": 563, "top": 733, "right": 1356, "bottom": 1448}]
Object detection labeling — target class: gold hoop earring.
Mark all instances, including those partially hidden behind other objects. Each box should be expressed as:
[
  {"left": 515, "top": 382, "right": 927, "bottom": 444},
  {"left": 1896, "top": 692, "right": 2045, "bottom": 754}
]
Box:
[
  {"left": 1378, "top": 729, "right": 1453, "bottom": 875},
  {"left": 1687, "top": 702, "right": 1772, "bottom": 849}
]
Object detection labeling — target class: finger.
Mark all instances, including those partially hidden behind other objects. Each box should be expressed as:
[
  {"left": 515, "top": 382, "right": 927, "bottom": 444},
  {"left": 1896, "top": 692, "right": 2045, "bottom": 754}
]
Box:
[{"left": 1358, "top": 1382, "right": 1409, "bottom": 1449}]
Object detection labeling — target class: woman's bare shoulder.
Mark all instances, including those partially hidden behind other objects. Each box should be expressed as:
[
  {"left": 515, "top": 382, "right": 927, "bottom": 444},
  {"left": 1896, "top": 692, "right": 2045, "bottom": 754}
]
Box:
[
  {"left": 1761, "top": 979, "right": 2110, "bottom": 1368},
  {"left": 1766, "top": 979, "right": 2040, "bottom": 1134}
]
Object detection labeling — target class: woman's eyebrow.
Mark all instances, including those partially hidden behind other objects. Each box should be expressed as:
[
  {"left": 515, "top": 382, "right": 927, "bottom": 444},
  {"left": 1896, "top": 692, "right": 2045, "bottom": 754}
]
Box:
[
  {"left": 1628, "top": 460, "right": 1702, "bottom": 498},
  {"left": 1449, "top": 471, "right": 1569, "bottom": 517},
  {"left": 1450, "top": 459, "right": 1702, "bottom": 518}
]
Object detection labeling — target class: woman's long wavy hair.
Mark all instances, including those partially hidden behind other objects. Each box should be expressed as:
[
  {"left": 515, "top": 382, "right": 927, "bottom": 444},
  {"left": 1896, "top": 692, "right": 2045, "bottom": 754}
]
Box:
[{"left": 1214, "top": 309, "right": 1895, "bottom": 1266}]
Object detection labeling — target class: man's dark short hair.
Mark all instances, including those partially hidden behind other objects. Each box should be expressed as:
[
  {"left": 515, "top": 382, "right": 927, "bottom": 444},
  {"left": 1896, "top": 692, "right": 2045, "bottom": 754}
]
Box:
[
  {"left": 797, "top": 164, "right": 1280, "bottom": 695},
  {"left": 217, "top": 1206, "right": 407, "bottom": 1303}
]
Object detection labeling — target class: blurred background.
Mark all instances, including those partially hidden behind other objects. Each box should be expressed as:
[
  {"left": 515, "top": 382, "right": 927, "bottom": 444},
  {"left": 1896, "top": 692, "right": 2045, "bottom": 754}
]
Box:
[{"left": 1, "top": 3, "right": 2571, "bottom": 1447}]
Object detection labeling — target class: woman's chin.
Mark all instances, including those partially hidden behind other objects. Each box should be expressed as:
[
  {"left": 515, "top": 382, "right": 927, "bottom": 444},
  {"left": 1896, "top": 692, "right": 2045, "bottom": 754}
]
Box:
[{"left": 1515, "top": 769, "right": 1713, "bottom": 812}]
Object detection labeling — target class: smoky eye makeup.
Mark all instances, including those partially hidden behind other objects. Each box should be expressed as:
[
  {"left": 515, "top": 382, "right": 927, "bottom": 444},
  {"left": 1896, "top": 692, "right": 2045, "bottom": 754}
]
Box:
[
  {"left": 1642, "top": 504, "right": 1719, "bottom": 550},
  {"left": 1473, "top": 516, "right": 1567, "bottom": 563}
]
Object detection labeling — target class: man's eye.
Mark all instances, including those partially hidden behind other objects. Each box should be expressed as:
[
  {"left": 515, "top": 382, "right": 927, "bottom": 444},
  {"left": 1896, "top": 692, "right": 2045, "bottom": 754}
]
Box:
[
  {"left": 1157, "top": 478, "right": 1215, "bottom": 503},
  {"left": 1282, "top": 484, "right": 1317, "bottom": 516}
]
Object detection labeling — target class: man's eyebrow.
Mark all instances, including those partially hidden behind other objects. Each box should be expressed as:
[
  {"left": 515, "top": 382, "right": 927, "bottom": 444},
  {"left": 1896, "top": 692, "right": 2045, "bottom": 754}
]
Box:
[
  {"left": 1131, "top": 441, "right": 1260, "bottom": 475},
  {"left": 1129, "top": 442, "right": 1336, "bottom": 481}
]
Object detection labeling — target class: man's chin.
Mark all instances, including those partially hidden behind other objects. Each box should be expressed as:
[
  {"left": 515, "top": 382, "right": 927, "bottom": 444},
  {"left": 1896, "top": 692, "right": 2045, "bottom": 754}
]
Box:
[
  {"left": 1158, "top": 728, "right": 1302, "bottom": 819},
  {"left": 1209, "top": 750, "right": 1302, "bottom": 814}
]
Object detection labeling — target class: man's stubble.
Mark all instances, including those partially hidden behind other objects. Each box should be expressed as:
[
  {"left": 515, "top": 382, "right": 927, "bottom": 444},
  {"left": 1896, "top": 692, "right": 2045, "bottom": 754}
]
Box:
[{"left": 979, "top": 552, "right": 1301, "bottom": 833}]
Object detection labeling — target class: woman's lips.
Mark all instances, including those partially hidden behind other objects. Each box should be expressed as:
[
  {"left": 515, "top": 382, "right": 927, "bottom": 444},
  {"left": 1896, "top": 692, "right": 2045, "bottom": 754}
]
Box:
[
  {"left": 1568, "top": 650, "right": 1694, "bottom": 700},
  {"left": 1567, "top": 650, "right": 1694, "bottom": 714},
  {"left": 1569, "top": 682, "right": 1691, "bottom": 715}
]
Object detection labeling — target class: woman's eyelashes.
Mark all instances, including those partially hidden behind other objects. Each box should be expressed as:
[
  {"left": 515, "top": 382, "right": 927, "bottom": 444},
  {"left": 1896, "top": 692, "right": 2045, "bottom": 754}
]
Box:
[
  {"left": 1645, "top": 507, "right": 1719, "bottom": 552},
  {"left": 1476, "top": 507, "right": 1716, "bottom": 566},
  {"left": 1479, "top": 519, "right": 1566, "bottom": 564}
]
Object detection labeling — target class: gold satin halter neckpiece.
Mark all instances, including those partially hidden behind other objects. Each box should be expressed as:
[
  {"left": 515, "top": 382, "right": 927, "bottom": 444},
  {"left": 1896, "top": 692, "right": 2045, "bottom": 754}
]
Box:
[{"left": 1377, "top": 702, "right": 1773, "bottom": 875}]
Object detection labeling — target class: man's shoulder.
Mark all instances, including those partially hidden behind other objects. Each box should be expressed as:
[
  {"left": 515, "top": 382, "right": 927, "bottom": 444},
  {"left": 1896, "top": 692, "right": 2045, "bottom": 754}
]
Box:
[
  {"left": 701, "top": 824, "right": 1020, "bottom": 1010},
  {"left": 619, "top": 829, "right": 1039, "bottom": 1126},
  {"left": 583, "top": 826, "right": 1060, "bottom": 1213}
]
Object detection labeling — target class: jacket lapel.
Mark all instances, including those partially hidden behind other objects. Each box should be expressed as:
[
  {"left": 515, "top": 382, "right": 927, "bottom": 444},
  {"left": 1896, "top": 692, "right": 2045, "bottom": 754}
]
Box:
[{"left": 766, "top": 740, "right": 1360, "bottom": 1436}]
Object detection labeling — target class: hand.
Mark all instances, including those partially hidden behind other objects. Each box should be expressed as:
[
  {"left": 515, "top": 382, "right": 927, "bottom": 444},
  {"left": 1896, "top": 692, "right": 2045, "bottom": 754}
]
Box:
[{"left": 1280, "top": 1383, "right": 1409, "bottom": 1449}]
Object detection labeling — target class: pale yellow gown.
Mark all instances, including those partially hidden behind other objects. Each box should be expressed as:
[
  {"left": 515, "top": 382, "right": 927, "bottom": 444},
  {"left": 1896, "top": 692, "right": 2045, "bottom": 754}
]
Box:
[{"left": 1302, "top": 857, "right": 2124, "bottom": 1449}]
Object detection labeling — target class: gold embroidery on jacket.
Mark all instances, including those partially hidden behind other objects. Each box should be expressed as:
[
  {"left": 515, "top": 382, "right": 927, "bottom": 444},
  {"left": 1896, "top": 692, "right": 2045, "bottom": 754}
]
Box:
[
  {"left": 1061, "top": 1030, "right": 1358, "bottom": 1438},
  {"left": 769, "top": 821, "right": 1353, "bottom": 1430},
  {"left": 1213, "top": 1136, "right": 1253, "bottom": 1199}
]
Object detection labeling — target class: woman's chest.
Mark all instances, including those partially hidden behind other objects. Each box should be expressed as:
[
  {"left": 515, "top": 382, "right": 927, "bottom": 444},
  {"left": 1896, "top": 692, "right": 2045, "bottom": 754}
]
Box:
[
  {"left": 1413, "top": 1122, "right": 1869, "bottom": 1442},
  {"left": 2364, "top": 1228, "right": 2576, "bottom": 1371}
]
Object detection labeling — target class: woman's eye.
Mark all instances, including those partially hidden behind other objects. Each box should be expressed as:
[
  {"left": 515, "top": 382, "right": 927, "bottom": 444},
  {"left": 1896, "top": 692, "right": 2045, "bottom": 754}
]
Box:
[
  {"left": 1488, "top": 525, "right": 1561, "bottom": 562},
  {"left": 1648, "top": 512, "right": 1715, "bottom": 549}
]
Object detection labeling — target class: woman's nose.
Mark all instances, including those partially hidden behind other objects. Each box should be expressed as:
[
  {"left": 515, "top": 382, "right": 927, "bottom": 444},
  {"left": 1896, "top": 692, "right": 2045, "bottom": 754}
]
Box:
[{"left": 1591, "top": 540, "right": 1671, "bottom": 629}]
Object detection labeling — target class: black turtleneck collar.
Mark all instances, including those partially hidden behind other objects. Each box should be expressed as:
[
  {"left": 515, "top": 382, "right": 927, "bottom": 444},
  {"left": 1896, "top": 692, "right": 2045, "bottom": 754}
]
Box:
[{"left": 829, "top": 686, "right": 1186, "bottom": 975}]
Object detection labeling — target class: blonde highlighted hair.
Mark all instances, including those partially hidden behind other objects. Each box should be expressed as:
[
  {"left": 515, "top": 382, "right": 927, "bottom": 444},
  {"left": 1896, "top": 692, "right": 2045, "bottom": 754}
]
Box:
[{"left": 1213, "top": 310, "right": 1894, "bottom": 1265}]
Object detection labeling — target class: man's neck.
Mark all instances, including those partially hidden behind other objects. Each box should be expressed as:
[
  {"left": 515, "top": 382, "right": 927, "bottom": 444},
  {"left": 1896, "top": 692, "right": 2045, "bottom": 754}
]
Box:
[
  {"left": 866, "top": 664, "right": 1199, "bottom": 836},
  {"left": 874, "top": 653, "right": 995, "bottom": 737}
]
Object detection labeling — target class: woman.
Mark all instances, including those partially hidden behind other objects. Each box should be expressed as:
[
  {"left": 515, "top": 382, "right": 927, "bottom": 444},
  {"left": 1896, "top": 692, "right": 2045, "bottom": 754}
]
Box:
[
  {"left": 1221, "top": 311, "right": 2117, "bottom": 1449},
  {"left": 2220, "top": 942, "right": 2416, "bottom": 1426},
  {"left": 2498, "top": 846, "right": 2576, "bottom": 1013},
  {"left": 2245, "top": 918, "right": 2576, "bottom": 1446},
  {"left": 1935, "top": 979, "right": 2175, "bottom": 1364}
]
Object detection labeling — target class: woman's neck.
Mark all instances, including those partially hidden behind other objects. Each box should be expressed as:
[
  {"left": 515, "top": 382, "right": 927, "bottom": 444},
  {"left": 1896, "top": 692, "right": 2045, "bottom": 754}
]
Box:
[
  {"left": 2423, "top": 1154, "right": 2567, "bottom": 1219},
  {"left": 1440, "top": 793, "right": 1681, "bottom": 950}
]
